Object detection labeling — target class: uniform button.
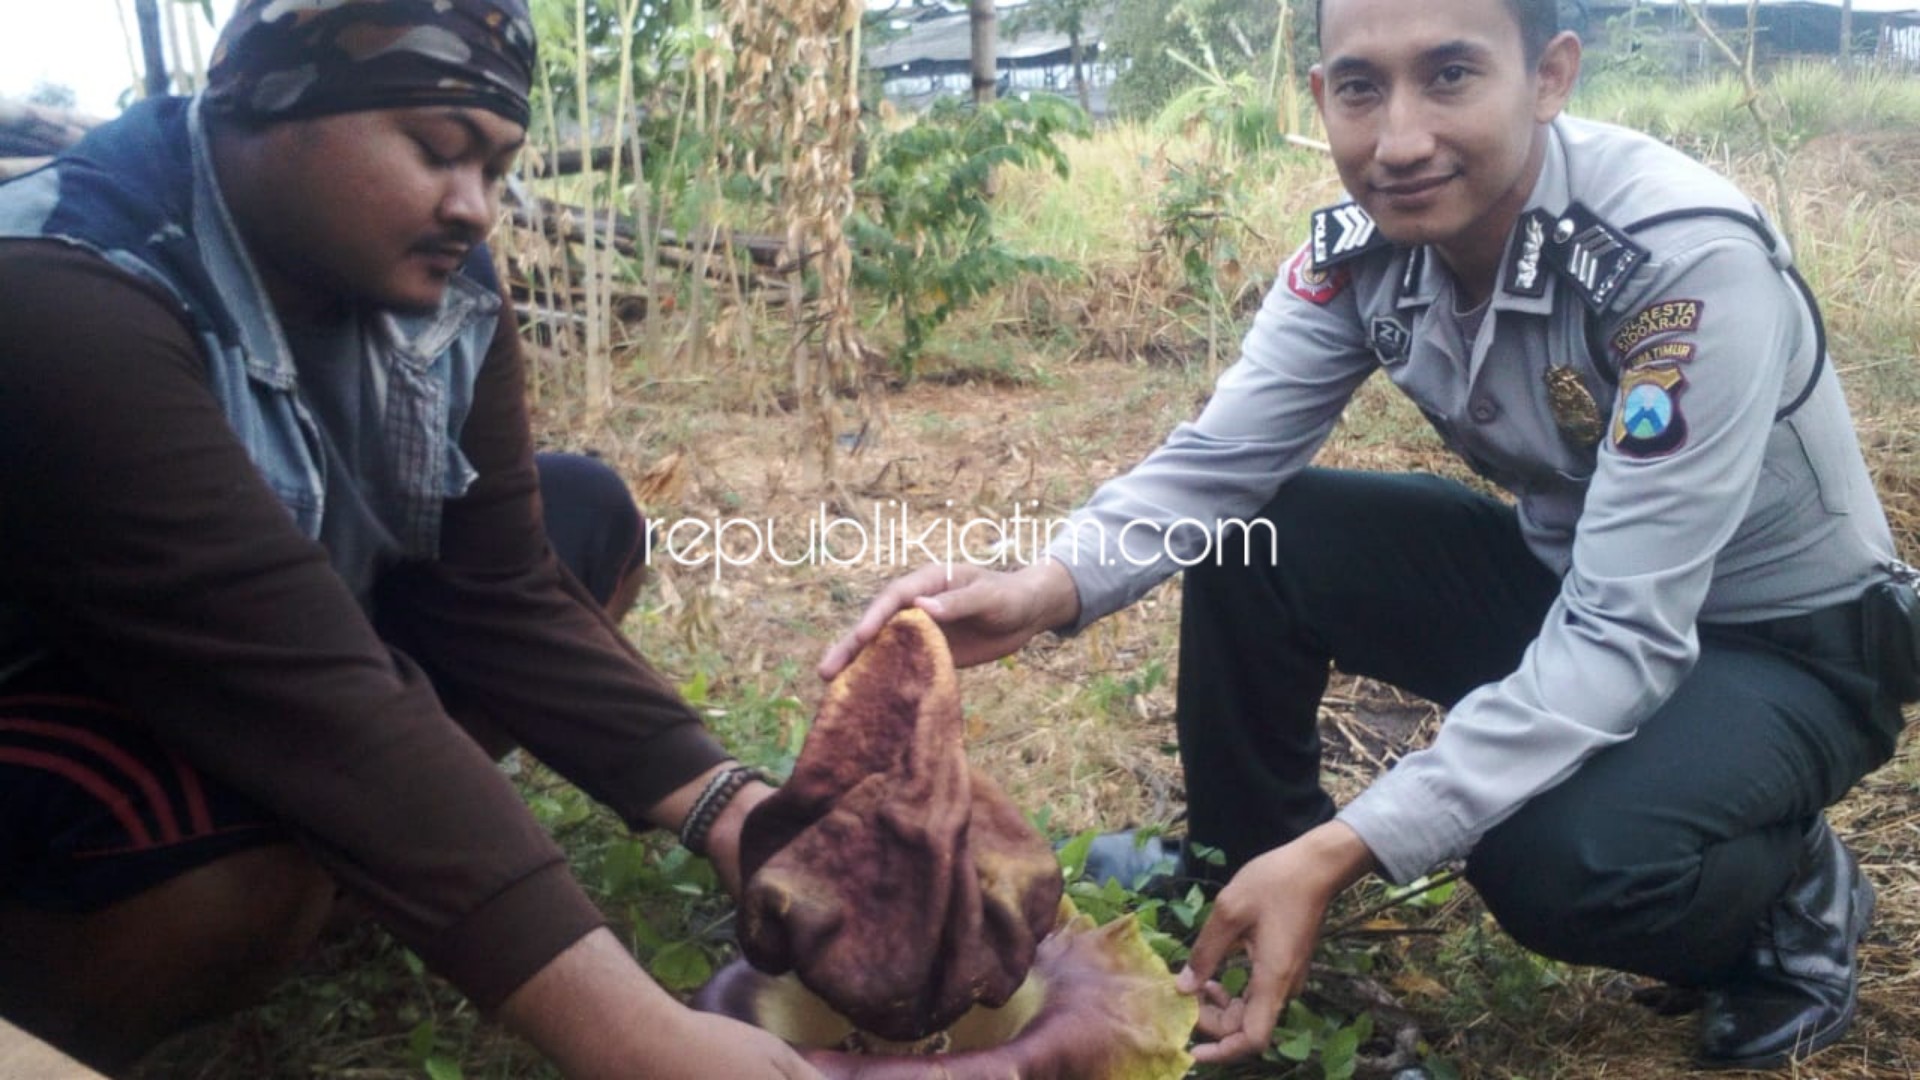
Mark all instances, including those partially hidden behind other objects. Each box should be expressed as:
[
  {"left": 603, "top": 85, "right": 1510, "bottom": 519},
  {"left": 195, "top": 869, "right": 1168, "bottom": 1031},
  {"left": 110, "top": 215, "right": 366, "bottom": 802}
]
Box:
[{"left": 1470, "top": 399, "right": 1499, "bottom": 423}]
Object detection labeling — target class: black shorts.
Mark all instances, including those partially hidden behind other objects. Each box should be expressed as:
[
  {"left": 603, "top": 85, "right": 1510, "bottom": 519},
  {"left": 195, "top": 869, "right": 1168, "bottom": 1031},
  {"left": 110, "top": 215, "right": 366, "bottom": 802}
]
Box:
[{"left": 0, "top": 663, "right": 284, "bottom": 913}]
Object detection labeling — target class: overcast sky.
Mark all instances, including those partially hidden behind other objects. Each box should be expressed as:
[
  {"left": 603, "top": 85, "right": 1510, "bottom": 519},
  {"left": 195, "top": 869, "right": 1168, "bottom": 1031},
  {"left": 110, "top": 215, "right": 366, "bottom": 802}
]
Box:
[{"left": 0, "top": 0, "right": 237, "bottom": 117}]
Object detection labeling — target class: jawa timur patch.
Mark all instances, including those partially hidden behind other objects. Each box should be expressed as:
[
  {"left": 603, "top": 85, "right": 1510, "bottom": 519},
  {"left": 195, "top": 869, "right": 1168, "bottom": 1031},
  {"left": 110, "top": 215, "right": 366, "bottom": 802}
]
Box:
[
  {"left": 1613, "top": 364, "right": 1688, "bottom": 457},
  {"left": 1627, "top": 340, "right": 1696, "bottom": 368}
]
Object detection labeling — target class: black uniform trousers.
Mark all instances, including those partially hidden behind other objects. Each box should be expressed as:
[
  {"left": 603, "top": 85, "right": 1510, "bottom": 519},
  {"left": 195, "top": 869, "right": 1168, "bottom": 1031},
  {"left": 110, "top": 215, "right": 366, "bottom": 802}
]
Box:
[{"left": 1175, "top": 467, "right": 1901, "bottom": 985}]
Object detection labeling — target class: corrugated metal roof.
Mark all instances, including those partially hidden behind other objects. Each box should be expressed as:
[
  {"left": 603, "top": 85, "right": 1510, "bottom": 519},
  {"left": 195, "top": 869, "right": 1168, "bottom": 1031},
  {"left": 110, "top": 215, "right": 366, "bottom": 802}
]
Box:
[
  {"left": 1597, "top": 0, "right": 1919, "bottom": 14},
  {"left": 866, "top": 9, "right": 1106, "bottom": 70}
]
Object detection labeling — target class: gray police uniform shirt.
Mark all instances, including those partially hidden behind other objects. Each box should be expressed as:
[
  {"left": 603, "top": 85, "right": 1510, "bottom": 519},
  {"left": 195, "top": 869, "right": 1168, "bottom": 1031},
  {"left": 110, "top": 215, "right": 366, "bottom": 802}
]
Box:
[{"left": 1043, "top": 114, "right": 1897, "bottom": 884}]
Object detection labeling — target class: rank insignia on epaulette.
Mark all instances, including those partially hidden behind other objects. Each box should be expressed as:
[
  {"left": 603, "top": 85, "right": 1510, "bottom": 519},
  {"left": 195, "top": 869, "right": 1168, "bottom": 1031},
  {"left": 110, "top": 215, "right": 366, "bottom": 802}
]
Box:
[
  {"left": 1311, "top": 202, "right": 1390, "bottom": 269},
  {"left": 1544, "top": 202, "right": 1647, "bottom": 311},
  {"left": 1503, "top": 209, "right": 1553, "bottom": 298}
]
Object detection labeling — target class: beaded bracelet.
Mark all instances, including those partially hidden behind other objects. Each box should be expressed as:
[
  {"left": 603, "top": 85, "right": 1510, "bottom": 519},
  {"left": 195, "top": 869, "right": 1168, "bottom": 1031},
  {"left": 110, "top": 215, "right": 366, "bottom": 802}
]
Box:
[{"left": 679, "top": 765, "right": 767, "bottom": 857}]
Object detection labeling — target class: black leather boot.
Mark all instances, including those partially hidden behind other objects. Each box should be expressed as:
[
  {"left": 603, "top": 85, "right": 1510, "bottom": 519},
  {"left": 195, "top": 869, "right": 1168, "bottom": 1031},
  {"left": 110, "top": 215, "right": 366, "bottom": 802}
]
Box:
[
  {"left": 1077, "top": 831, "right": 1225, "bottom": 899},
  {"left": 1696, "top": 816, "right": 1875, "bottom": 1069}
]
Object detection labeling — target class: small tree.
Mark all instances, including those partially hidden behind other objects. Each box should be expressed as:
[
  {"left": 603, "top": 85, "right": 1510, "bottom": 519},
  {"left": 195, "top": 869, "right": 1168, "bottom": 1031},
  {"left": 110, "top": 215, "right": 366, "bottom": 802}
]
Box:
[{"left": 849, "top": 95, "right": 1088, "bottom": 375}]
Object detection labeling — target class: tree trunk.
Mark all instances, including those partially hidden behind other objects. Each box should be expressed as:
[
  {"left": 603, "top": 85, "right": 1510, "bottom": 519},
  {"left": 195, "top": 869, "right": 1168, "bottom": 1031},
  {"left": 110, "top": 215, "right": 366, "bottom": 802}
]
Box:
[
  {"left": 969, "top": 0, "right": 997, "bottom": 106},
  {"left": 1070, "top": 31, "right": 1090, "bottom": 114},
  {"left": 134, "top": 0, "right": 169, "bottom": 98},
  {"left": 1839, "top": 0, "right": 1854, "bottom": 64}
]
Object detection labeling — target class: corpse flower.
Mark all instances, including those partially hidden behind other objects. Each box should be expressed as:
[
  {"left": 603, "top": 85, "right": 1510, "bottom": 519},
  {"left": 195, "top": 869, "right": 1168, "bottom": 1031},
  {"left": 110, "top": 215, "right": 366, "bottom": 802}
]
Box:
[
  {"left": 697, "top": 608, "right": 1196, "bottom": 1077},
  {"left": 695, "top": 899, "right": 1197, "bottom": 1079},
  {"left": 731, "top": 608, "right": 1061, "bottom": 1038}
]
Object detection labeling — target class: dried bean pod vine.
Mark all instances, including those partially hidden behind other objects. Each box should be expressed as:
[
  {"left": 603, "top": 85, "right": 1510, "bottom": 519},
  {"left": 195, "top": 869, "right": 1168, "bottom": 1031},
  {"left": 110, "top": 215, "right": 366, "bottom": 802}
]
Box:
[{"left": 721, "top": 0, "right": 871, "bottom": 478}]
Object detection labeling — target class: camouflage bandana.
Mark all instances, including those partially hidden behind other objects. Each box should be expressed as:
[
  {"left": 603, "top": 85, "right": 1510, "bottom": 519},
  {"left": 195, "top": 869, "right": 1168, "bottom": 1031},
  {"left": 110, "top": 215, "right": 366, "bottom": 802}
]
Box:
[{"left": 204, "top": 0, "right": 535, "bottom": 129}]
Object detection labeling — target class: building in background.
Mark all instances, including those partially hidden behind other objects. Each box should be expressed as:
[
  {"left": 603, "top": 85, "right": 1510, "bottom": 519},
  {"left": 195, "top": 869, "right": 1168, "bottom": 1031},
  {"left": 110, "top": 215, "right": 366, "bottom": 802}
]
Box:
[
  {"left": 867, "top": 1, "right": 1115, "bottom": 115},
  {"left": 1576, "top": 0, "right": 1920, "bottom": 71}
]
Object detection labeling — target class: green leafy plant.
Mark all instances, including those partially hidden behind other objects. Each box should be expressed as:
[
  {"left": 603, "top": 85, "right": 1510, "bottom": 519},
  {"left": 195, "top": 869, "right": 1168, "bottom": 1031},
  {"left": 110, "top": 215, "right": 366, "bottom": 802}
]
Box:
[
  {"left": 1153, "top": 159, "right": 1242, "bottom": 306},
  {"left": 528, "top": 0, "right": 698, "bottom": 115},
  {"left": 1433, "top": 912, "right": 1568, "bottom": 1027},
  {"left": 680, "top": 661, "right": 810, "bottom": 777},
  {"left": 409, "top": 1018, "right": 467, "bottom": 1080},
  {"left": 1082, "top": 658, "right": 1169, "bottom": 718},
  {"left": 849, "top": 94, "right": 1090, "bottom": 376},
  {"left": 1104, "top": 0, "right": 1287, "bottom": 119},
  {"left": 1153, "top": 66, "right": 1282, "bottom": 158},
  {"left": 1150, "top": 154, "right": 1256, "bottom": 369}
]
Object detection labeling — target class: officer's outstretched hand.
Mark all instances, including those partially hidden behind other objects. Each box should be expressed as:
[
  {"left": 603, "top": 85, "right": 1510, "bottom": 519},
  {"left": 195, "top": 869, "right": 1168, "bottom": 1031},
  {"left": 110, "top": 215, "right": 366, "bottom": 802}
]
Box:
[
  {"left": 1177, "top": 822, "right": 1378, "bottom": 1064},
  {"left": 817, "top": 561, "right": 1080, "bottom": 679}
]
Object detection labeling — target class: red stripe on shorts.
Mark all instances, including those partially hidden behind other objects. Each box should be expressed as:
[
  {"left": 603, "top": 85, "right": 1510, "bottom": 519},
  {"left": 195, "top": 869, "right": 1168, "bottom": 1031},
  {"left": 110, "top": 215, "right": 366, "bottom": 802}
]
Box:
[
  {"left": 0, "top": 717, "right": 183, "bottom": 842},
  {"left": 0, "top": 692, "right": 134, "bottom": 717},
  {"left": 171, "top": 749, "right": 215, "bottom": 836},
  {"left": 0, "top": 746, "right": 157, "bottom": 848}
]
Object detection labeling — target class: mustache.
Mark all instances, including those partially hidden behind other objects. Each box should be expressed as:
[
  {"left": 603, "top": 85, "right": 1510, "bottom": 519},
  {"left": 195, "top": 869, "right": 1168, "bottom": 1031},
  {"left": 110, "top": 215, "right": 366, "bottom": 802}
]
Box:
[
  {"left": 410, "top": 230, "right": 481, "bottom": 255},
  {"left": 1369, "top": 169, "right": 1458, "bottom": 193}
]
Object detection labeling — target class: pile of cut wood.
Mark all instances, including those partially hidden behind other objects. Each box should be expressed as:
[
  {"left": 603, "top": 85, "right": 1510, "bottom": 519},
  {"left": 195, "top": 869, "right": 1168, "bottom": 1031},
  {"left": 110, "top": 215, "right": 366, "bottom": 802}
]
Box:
[{"left": 503, "top": 188, "right": 796, "bottom": 337}]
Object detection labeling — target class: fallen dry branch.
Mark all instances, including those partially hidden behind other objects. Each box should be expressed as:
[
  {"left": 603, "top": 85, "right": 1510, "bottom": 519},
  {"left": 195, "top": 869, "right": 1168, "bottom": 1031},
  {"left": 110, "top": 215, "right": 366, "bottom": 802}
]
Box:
[
  {"left": 1303, "top": 964, "right": 1427, "bottom": 1078},
  {"left": 524, "top": 143, "right": 638, "bottom": 178},
  {"left": 502, "top": 196, "right": 798, "bottom": 334}
]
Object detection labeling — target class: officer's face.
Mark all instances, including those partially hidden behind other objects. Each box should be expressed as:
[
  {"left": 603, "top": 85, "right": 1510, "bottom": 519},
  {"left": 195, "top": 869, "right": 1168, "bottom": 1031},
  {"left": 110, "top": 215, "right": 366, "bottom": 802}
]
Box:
[
  {"left": 222, "top": 106, "right": 524, "bottom": 321},
  {"left": 1311, "top": 0, "right": 1578, "bottom": 288}
]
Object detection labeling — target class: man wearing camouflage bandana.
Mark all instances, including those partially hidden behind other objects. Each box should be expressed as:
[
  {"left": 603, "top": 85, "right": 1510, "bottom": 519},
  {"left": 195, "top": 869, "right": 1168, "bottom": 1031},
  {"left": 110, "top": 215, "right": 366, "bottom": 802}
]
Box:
[
  {"left": 0, "top": 2, "right": 816, "bottom": 1076},
  {"left": 204, "top": 0, "right": 538, "bottom": 127}
]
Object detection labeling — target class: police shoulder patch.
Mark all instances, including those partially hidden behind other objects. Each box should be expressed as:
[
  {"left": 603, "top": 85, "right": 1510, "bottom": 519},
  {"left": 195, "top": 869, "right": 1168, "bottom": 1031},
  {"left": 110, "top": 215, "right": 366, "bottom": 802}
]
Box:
[
  {"left": 1285, "top": 245, "right": 1350, "bottom": 305},
  {"left": 1370, "top": 315, "right": 1411, "bottom": 363},
  {"left": 1611, "top": 299, "right": 1705, "bottom": 359},
  {"left": 1612, "top": 364, "right": 1688, "bottom": 458},
  {"left": 1543, "top": 202, "right": 1648, "bottom": 312},
  {"left": 1625, "top": 340, "right": 1696, "bottom": 369},
  {"left": 1309, "top": 202, "right": 1391, "bottom": 270}
]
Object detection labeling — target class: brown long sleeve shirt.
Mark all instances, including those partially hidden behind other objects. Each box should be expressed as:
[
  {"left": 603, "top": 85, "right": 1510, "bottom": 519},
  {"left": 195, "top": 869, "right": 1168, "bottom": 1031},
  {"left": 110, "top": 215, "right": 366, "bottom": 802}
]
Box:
[{"left": 0, "top": 240, "right": 730, "bottom": 1008}]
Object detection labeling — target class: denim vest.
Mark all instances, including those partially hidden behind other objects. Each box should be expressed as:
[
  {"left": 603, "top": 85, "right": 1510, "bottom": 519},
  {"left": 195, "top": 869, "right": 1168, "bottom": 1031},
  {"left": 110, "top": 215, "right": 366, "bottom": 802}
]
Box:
[{"left": 0, "top": 95, "right": 496, "bottom": 680}]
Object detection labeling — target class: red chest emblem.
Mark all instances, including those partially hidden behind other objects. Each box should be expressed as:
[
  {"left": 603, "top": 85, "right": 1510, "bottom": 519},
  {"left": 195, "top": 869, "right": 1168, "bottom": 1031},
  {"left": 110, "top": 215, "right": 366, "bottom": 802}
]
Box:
[{"left": 1286, "top": 247, "right": 1350, "bottom": 305}]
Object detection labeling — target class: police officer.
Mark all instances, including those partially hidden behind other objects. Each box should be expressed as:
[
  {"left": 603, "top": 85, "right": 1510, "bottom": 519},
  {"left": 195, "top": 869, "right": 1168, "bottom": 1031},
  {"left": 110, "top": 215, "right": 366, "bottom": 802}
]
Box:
[{"left": 821, "top": 0, "right": 1911, "bottom": 1068}]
